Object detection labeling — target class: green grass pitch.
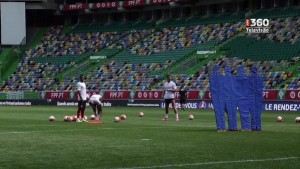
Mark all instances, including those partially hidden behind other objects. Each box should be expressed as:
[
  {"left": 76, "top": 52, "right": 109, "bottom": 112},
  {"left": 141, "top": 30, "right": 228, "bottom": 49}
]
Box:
[{"left": 0, "top": 106, "right": 299, "bottom": 169}]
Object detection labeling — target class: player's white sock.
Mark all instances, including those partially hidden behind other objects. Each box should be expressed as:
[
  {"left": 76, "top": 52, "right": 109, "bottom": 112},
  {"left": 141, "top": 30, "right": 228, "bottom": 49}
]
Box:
[
  {"left": 175, "top": 113, "right": 179, "bottom": 119},
  {"left": 165, "top": 114, "right": 169, "bottom": 119}
]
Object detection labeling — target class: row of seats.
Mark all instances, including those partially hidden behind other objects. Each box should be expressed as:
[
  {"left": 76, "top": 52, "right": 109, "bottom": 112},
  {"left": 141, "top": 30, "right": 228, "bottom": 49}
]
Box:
[
  {"left": 130, "top": 22, "right": 244, "bottom": 56},
  {"left": 220, "top": 36, "right": 300, "bottom": 61},
  {"left": 108, "top": 30, "right": 154, "bottom": 49},
  {"left": 26, "top": 26, "right": 128, "bottom": 58},
  {"left": 248, "top": 17, "right": 300, "bottom": 44},
  {"left": 147, "top": 55, "right": 294, "bottom": 90},
  {"left": 1, "top": 59, "right": 66, "bottom": 92},
  {"left": 54, "top": 61, "right": 169, "bottom": 91},
  {"left": 286, "top": 76, "right": 300, "bottom": 89}
]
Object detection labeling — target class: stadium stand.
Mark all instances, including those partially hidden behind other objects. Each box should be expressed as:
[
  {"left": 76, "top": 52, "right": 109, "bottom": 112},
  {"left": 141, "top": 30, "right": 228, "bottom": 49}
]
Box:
[
  {"left": 1, "top": 6, "right": 300, "bottom": 92},
  {"left": 26, "top": 26, "right": 128, "bottom": 58},
  {"left": 1, "top": 59, "right": 65, "bottom": 92},
  {"left": 247, "top": 16, "right": 300, "bottom": 44},
  {"left": 56, "top": 61, "right": 169, "bottom": 91},
  {"left": 48, "top": 20, "right": 243, "bottom": 91},
  {"left": 286, "top": 76, "right": 300, "bottom": 89}
]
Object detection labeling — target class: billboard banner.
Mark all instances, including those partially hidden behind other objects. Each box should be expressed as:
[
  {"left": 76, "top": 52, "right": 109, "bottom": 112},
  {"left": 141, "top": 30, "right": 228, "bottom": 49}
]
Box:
[
  {"left": 127, "top": 100, "right": 160, "bottom": 107},
  {"left": 181, "top": 90, "right": 199, "bottom": 100},
  {"left": 173, "top": 90, "right": 199, "bottom": 100},
  {"left": 150, "top": 0, "right": 174, "bottom": 5},
  {"left": 56, "top": 101, "right": 116, "bottom": 107},
  {"left": 92, "top": 1, "right": 119, "bottom": 9},
  {"left": 73, "top": 91, "right": 100, "bottom": 100},
  {"left": 134, "top": 91, "right": 163, "bottom": 100},
  {"left": 45, "top": 92, "right": 70, "bottom": 100},
  {"left": 134, "top": 90, "right": 200, "bottom": 100},
  {"left": 264, "top": 102, "right": 300, "bottom": 111},
  {"left": 159, "top": 100, "right": 300, "bottom": 111},
  {"left": 203, "top": 91, "right": 212, "bottom": 100},
  {"left": 103, "top": 91, "right": 131, "bottom": 100},
  {"left": 124, "top": 0, "right": 146, "bottom": 7},
  {"left": 263, "top": 90, "right": 280, "bottom": 100},
  {"left": 160, "top": 100, "right": 214, "bottom": 109},
  {"left": 63, "top": 3, "right": 88, "bottom": 11},
  {"left": 284, "top": 90, "right": 300, "bottom": 101}
]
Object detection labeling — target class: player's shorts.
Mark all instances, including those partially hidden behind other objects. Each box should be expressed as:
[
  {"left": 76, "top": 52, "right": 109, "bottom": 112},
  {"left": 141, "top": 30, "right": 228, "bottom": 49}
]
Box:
[
  {"left": 89, "top": 100, "right": 101, "bottom": 107},
  {"left": 78, "top": 100, "right": 87, "bottom": 109},
  {"left": 180, "top": 98, "right": 186, "bottom": 104},
  {"left": 165, "top": 99, "right": 174, "bottom": 106}
]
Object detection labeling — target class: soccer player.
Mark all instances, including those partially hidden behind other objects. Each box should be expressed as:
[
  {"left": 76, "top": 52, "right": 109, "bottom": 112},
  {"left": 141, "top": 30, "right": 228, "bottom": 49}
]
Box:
[
  {"left": 179, "top": 85, "right": 187, "bottom": 111},
  {"left": 88, "top": 94, "right": 103, "bottom": 120},
  {"left": 163, "top": 75, "right": 179, "bottom": 121},
  {"left": 76, "top": 74, "right": 88, "bottom": 122}
]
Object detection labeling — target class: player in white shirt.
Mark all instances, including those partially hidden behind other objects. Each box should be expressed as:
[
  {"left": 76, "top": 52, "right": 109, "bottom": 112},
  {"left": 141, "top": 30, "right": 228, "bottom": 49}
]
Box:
[
  {"left": 88, "top": 94, "right": 103, "bottom": 120},
  {"left": 76, "top": 74, "right": 88, "bottom": 122},
  {"left": 163, "top": 75, "right": 179, "bottom": 121}
]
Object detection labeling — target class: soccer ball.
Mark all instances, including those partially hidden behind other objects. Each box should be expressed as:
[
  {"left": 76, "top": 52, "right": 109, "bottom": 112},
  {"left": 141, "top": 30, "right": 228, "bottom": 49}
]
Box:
[
  {"left": 67, "top": 116, "right": 74, "bottom": 122},
  {"left": 72, "top": 115, "right": 77, "bottom": 121},
  {"left": 114, "top": 116, "right": 121, "bottom": 123},
  {"left": 139, "top": 112, "right": 144, "bottom": 117},
  {"left": 63, "top": 116, "right": 69, "bottom": 122},
  {"left": 276, "top": 116, "right": 283, "bottom": 122},
  {"left": 90, "top": 114, "right": 96, "bottom": 120},
  {"left": 120, "top": 114, "right": 127, "bottom": 120},
  {"left": 188, "top": 114, "right": 194, "bottom": 120},
  {"left": 49, "top": 116, "right": 55, "bottom": 122},
  {"left": 295, "top": 117, "right": 300, "bottom": 123},
  {"left": 83, "top": 115, "right": 87, "bottom": 120}
]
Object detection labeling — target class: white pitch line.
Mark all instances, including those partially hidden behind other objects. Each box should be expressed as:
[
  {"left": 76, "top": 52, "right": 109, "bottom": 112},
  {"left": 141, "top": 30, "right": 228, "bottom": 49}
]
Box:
[{"left": 113, "top": 157, "right": 300, "bottom": 169}]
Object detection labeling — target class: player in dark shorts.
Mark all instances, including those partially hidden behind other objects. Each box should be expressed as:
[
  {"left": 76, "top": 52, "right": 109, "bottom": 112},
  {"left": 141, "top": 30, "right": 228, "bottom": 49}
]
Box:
[{"left": 179, "top": 85, "right": 187, "bottom": 111}]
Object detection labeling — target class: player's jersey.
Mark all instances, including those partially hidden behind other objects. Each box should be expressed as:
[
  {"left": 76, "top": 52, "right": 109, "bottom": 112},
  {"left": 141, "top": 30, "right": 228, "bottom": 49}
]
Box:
[
  {"left": 163, "top": 81, "right": 177, "bottom": 99},
  {"left": 77, "top": 82, "right": 87, "bottom": 100},
  {"left": 89, "top": 94, "right": 102, "bottom": 105}
]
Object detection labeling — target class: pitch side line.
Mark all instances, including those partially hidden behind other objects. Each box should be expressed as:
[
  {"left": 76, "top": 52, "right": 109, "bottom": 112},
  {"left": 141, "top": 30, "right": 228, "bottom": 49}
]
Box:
[{"left": 113, "top": 157, "right": 300, "bottom": 169}]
